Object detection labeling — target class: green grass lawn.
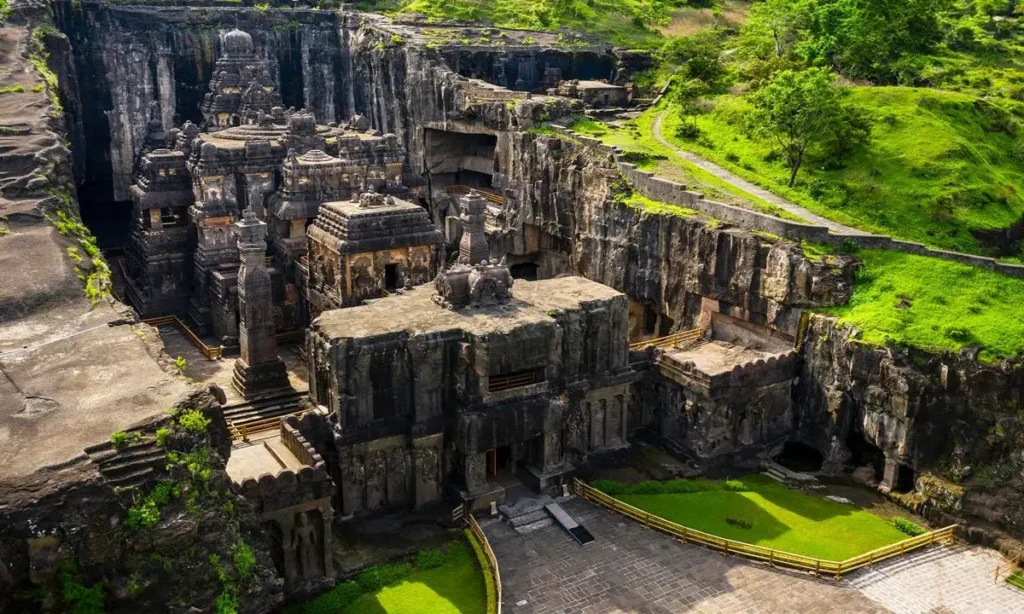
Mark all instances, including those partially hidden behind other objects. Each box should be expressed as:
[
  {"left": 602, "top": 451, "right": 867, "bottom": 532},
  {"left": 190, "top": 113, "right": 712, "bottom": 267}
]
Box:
[
  {"left": 356, "top": 0, "right": 683, "bottom": 47},
  {"left": 610, "top": 475, "right": 908, "bottom": 561},
  {"left": 290, "top": 540, "right": 486, "bottom": 614},
  {"left": 824, "top": 249, "right": 1024, "bottom": 362},
  {"left": 660, "top": 86, "right": 1024, "bottom": 257},
  {"left": 568, "top": 115, "right": 806, "bottom": 220}
]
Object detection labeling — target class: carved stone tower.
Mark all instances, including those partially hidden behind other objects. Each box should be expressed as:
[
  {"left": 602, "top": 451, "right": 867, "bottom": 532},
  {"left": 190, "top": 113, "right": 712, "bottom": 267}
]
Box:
[
  {"left": 458, "top": 190, "right": 490, "bottom": 265},
  {"left": 232, "top": 208, "right": 290, "bottom": 399}
]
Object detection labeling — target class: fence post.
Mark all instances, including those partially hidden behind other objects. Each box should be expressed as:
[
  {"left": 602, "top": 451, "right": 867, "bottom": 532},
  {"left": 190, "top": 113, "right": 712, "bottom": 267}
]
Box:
[
  {"left": 769, "top": 550, "right": 774, "bottom": 567},
  {"left": 241, "top": 425, "right": 249, "bottom": 443},
  {"left": 645, "top": 512, "right": 650, "bottom": 529},
  {"left": 815, "top": 560, "right": 821, "bottom": 576}
]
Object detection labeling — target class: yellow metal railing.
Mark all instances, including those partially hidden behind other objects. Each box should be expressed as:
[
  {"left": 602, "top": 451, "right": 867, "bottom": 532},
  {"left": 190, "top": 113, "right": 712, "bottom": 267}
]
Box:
[
  {"left": 444, "top": 185, "right": 504, "bottom": 206},
  {"left": 466, "top": 514, "right": 502, "bottom": 614},
  {"left": 996, "top": 550, "right": 1022, "bottom": 586},
  {"left": 629, "top": 328, "right": 704, "bottom": 352},
  {"left": 229, "top": 408, "right": 310, "bottom": 442},
  {"left": 574, "top": 479, "right": 957, "bottom": 579},
  {"left": 143, "top": 315, "right": 223, "bottom": 361}
]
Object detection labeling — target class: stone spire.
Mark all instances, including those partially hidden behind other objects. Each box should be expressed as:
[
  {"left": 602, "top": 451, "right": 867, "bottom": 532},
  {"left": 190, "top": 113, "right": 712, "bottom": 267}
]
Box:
[
  {"left": 458, "top": 190, "right": 490, "bottom": 266},
  {"left": 232, "top": 208, "right": 290, "bottom": 399}
]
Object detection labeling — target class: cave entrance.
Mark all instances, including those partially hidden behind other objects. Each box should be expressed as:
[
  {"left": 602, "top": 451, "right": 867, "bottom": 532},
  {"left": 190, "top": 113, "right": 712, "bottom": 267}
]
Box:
[
  {"left": 846, "top": 427, "right": 884, "bottom": 480},
  {"left": 895, "top": 465, "right": 916, "bottom": 493},
  {"left": 424, "top": 128, "right": 498, "bottom": 193},
  {"left": 774, "top": 441, "right": 824, "bottom": 473},
  {"left": 509, "top": 262, "right": 539, "bottom": 281}
]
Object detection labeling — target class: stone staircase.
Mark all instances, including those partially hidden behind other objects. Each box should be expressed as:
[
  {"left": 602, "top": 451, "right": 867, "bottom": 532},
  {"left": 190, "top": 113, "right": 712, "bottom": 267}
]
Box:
[
  {"left": 498, "top": 495, "right": 555, "bottom": 534},
  {"left": 222, "top": 389, "right": 305, "bottom": 431},
  {"left": 761, "top": 459, "right": 823, "bottom": 489},
  {"left": 84, "top": 438, "right": 167, "bottom": 493}
]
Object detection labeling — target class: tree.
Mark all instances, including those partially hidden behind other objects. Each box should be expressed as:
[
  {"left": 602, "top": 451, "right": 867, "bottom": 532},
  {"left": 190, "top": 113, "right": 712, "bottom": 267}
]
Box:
[
  {"left": 661, "top": 30, "right": 726, "bottom": 87},
  {"left": 747, "top": 68, "right": 862, "bottom": 187},
  {"left": 670, "top": 78, "right": 711, "bottom": 139}
]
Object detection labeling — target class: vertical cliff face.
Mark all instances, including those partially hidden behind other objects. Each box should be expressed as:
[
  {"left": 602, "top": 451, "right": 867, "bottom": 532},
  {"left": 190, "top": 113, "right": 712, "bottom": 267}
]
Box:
[
  {"left": 495, "top": 132, "right": 859, "bottom": 333},
  {"left": 796, "top": 316, "right": 1024, "bottom": 538}
]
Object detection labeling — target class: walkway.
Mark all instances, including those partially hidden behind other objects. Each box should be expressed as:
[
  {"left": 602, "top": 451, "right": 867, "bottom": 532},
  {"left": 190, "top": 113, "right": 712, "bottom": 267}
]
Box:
[
  {"left": 651, "top": 112, "right": 870, "bottom": 236},
  {"left": 486, "top": 497, "right": 1024, "bottom": 614},
  {"left": 848, "top": 543, "right": 1024, "bottom": 614}
]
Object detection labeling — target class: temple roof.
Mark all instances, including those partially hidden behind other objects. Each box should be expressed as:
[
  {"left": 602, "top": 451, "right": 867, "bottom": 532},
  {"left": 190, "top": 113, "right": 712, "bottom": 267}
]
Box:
[
  {"left": 312, "top": 277, "right": 623, "bottom": 340},
  {"left": 308, "top": 194, "right": 443, "bottom": 255}
]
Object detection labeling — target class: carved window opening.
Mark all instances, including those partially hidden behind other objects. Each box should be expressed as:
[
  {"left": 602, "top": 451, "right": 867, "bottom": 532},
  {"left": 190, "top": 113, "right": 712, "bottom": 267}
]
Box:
[
  {"left": 510, "top": 262, "right": 539, "bottom": 281},
  {"left": 489, "top": 367, "right": 545, "bottom": 393},
  {"left": 160, "top": 207, "right": 186, "bottom": 228},
  {"left": 384, "top": 263, "right": 399, "bottom": 291}
]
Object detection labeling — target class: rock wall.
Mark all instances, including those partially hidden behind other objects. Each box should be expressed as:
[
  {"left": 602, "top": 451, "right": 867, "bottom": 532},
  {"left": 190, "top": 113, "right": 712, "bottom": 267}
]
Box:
[
  {"left": 796, "top": 315, "right": 1024, "bottom": 539},
  {"left": 0, "top": 391, "right": 284, "bottom": 614}
]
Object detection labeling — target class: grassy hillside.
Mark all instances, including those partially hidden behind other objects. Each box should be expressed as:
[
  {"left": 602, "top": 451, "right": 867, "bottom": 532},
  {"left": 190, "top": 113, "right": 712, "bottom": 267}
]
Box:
[
  {"left": 663, "top": 87, "right": 1024, "bottom": 255},
  {"left": 358, "top": 0, "right": 699, "bottom": 47},
  {"left": 824, "top": 250, "right": 1024, "bottom": 362}
]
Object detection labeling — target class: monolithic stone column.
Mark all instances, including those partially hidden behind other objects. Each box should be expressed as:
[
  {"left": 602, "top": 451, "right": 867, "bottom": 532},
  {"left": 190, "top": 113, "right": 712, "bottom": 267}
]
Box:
[
  {"left": 458, "top": 191, "right": 490, "bottom": 265},
  {"left": 232, "top": 208, "right": 290, "bottom": 399}
]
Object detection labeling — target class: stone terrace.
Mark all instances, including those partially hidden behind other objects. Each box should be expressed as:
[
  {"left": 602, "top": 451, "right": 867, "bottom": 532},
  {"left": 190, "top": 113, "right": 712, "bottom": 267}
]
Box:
[{"left": 486, "top": 497, "right": 1024, "bottom": 614}]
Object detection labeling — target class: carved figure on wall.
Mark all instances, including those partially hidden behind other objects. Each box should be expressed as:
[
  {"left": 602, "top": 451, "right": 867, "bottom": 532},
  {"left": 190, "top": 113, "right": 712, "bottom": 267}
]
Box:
[{"left": 292, "top": 509, "right": 323, "bottom": 580}]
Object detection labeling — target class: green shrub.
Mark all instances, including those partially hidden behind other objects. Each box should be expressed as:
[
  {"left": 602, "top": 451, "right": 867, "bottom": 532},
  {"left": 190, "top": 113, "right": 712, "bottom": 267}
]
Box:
[
  {"left": 725, "top": 517, "right": 753, "bottom": 529},
  {"left": 663, "top": 479, "right": 706, "bottom": 494},
  {"left": 232, "top": 541, "right": 256, "bottom": 580},
  {"left": 591, "top": 479, "right": 627, "bottom": 495},
  {"left": 178, "top": 409, "right": 211, "bottom": 434},
  {"left": 214, "top": 591, "right": 238, "bottom": 614},
  {"left": 893, "top": 517, "right": 926, "bottom": 536},
  {"left": 155, "top": 427, "right": 171, "bottom": 448},
  {"left": 110, "top": 430, "right": 140, "bottom": 449},
  {"left": 126, "top": 499, "right": 161, "bottom": 529},
  {"left": 723, "top": 479, "right": 750, "bottom": 492},
  {"left": 59, "top": 562, "right": 106, "bottom": 614},
  {"left": 356, "top": 562, "right": 410, "bottom": 592},
  {"left": 415, "top": 547, "right": 446, "bottom": 570},
  {"left": 173, "top": 355, "right": 187, "bottom": 374},
  {"left": 629, "top": 480, "right": 667, "bottom": 495}
]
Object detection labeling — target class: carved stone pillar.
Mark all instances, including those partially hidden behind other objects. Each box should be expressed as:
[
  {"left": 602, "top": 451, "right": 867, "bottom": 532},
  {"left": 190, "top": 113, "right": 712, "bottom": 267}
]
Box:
[{"left": 231, "top": 208, "right": 290, "bottom": 399}]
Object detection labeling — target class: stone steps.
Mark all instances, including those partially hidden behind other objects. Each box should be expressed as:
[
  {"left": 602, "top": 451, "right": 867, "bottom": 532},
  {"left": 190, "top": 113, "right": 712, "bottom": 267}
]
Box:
[
  {"left": 85, "top": 438, "right": 166, "bottom": 492},
  {"left": 499, "top": 495, "right": 556, "bottom": 534},
  {"left": 222, "top": 390, "right": 303, "bottom": 426}
]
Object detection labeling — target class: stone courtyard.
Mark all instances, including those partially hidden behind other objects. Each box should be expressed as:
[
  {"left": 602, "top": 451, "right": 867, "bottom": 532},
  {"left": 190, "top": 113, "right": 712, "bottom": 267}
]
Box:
[{"left": 485, "top": 498, "right": 1024, "bottom": 614}]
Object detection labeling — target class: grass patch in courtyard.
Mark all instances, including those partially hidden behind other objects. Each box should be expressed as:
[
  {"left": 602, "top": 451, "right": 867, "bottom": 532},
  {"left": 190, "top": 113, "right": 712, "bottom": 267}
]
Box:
[
  {"left": 823, "top": 250, "right": 1024, "bottom": 363},
  {"left": 661, "top": 86, "right": 1024, "bottom": 256},
  {"left": 288, "top": 540, "right": 486, "bottom": 614},
  {"left": 601, "top": 474, "right": 907, "bottom": 561}
]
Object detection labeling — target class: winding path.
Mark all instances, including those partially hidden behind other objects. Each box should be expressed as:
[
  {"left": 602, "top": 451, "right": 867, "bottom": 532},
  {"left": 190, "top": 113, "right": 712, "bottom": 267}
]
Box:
[{"left": 651, "top": 112, "right": 871, "bottom": 236}]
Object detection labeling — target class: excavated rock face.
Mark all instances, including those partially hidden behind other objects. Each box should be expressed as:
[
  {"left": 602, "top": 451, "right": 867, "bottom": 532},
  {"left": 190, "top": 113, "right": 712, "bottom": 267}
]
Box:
[
  {"left": 496, "top": 132, "right": 858, "bottom": 333},
  {"left": 0, "top": 391, "right": 283, "bottom": 614},
  {"left": 796, "top": 316, "right": 1024, "bottom": 540}
]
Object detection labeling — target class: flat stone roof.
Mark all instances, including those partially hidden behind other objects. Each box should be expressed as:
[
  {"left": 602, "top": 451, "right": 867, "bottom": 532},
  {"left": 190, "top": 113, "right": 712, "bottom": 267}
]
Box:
[
  {"left": 226, "top": 436, "right": 304, "bottom": 483},
  {"left": 575, "top": 80, "right": 626, "bottom": 90},
  {"left": 313, "top": 276, "right": 623, "bottom": 340},
  {"left": 322, "top": 197, "right": 425, "bottom": 218},
  {"left": 664, "top": 340, "right": 788, "bottom": 377}
]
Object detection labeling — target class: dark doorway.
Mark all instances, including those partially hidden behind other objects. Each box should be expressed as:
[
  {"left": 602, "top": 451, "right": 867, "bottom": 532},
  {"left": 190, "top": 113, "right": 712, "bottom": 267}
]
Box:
[
  {"left": 643, "top": 305, "right": 658, "bottom": 336},
  {"left": 846, "top": 428, "right": 884, "bottom": 479},
  {"left": 510, "top": 262, "right": 539, "bottom": 281},
  {"left": 895, "top": 465, "right": 916, "bottom": 493},
  {"left": 384, "top": 263, "right": 399, "bottom": 291},
  {"left": 775, "top": 441, "right": 824, "bottom": 473}
]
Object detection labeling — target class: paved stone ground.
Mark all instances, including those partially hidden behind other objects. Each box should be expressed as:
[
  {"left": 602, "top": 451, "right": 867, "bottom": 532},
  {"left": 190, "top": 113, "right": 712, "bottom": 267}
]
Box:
[
  {"left": 847, "top": 543, "right": 1024, "bottom": 614},
  {"left": 485, "top": 497, "right": 1024, "bottom": 614},
  {"left": 651, "top": 112, "right": 871, "bottom": 236},
  {"left": 485, "top": 497, "right": 890, "bottom": 614}
]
